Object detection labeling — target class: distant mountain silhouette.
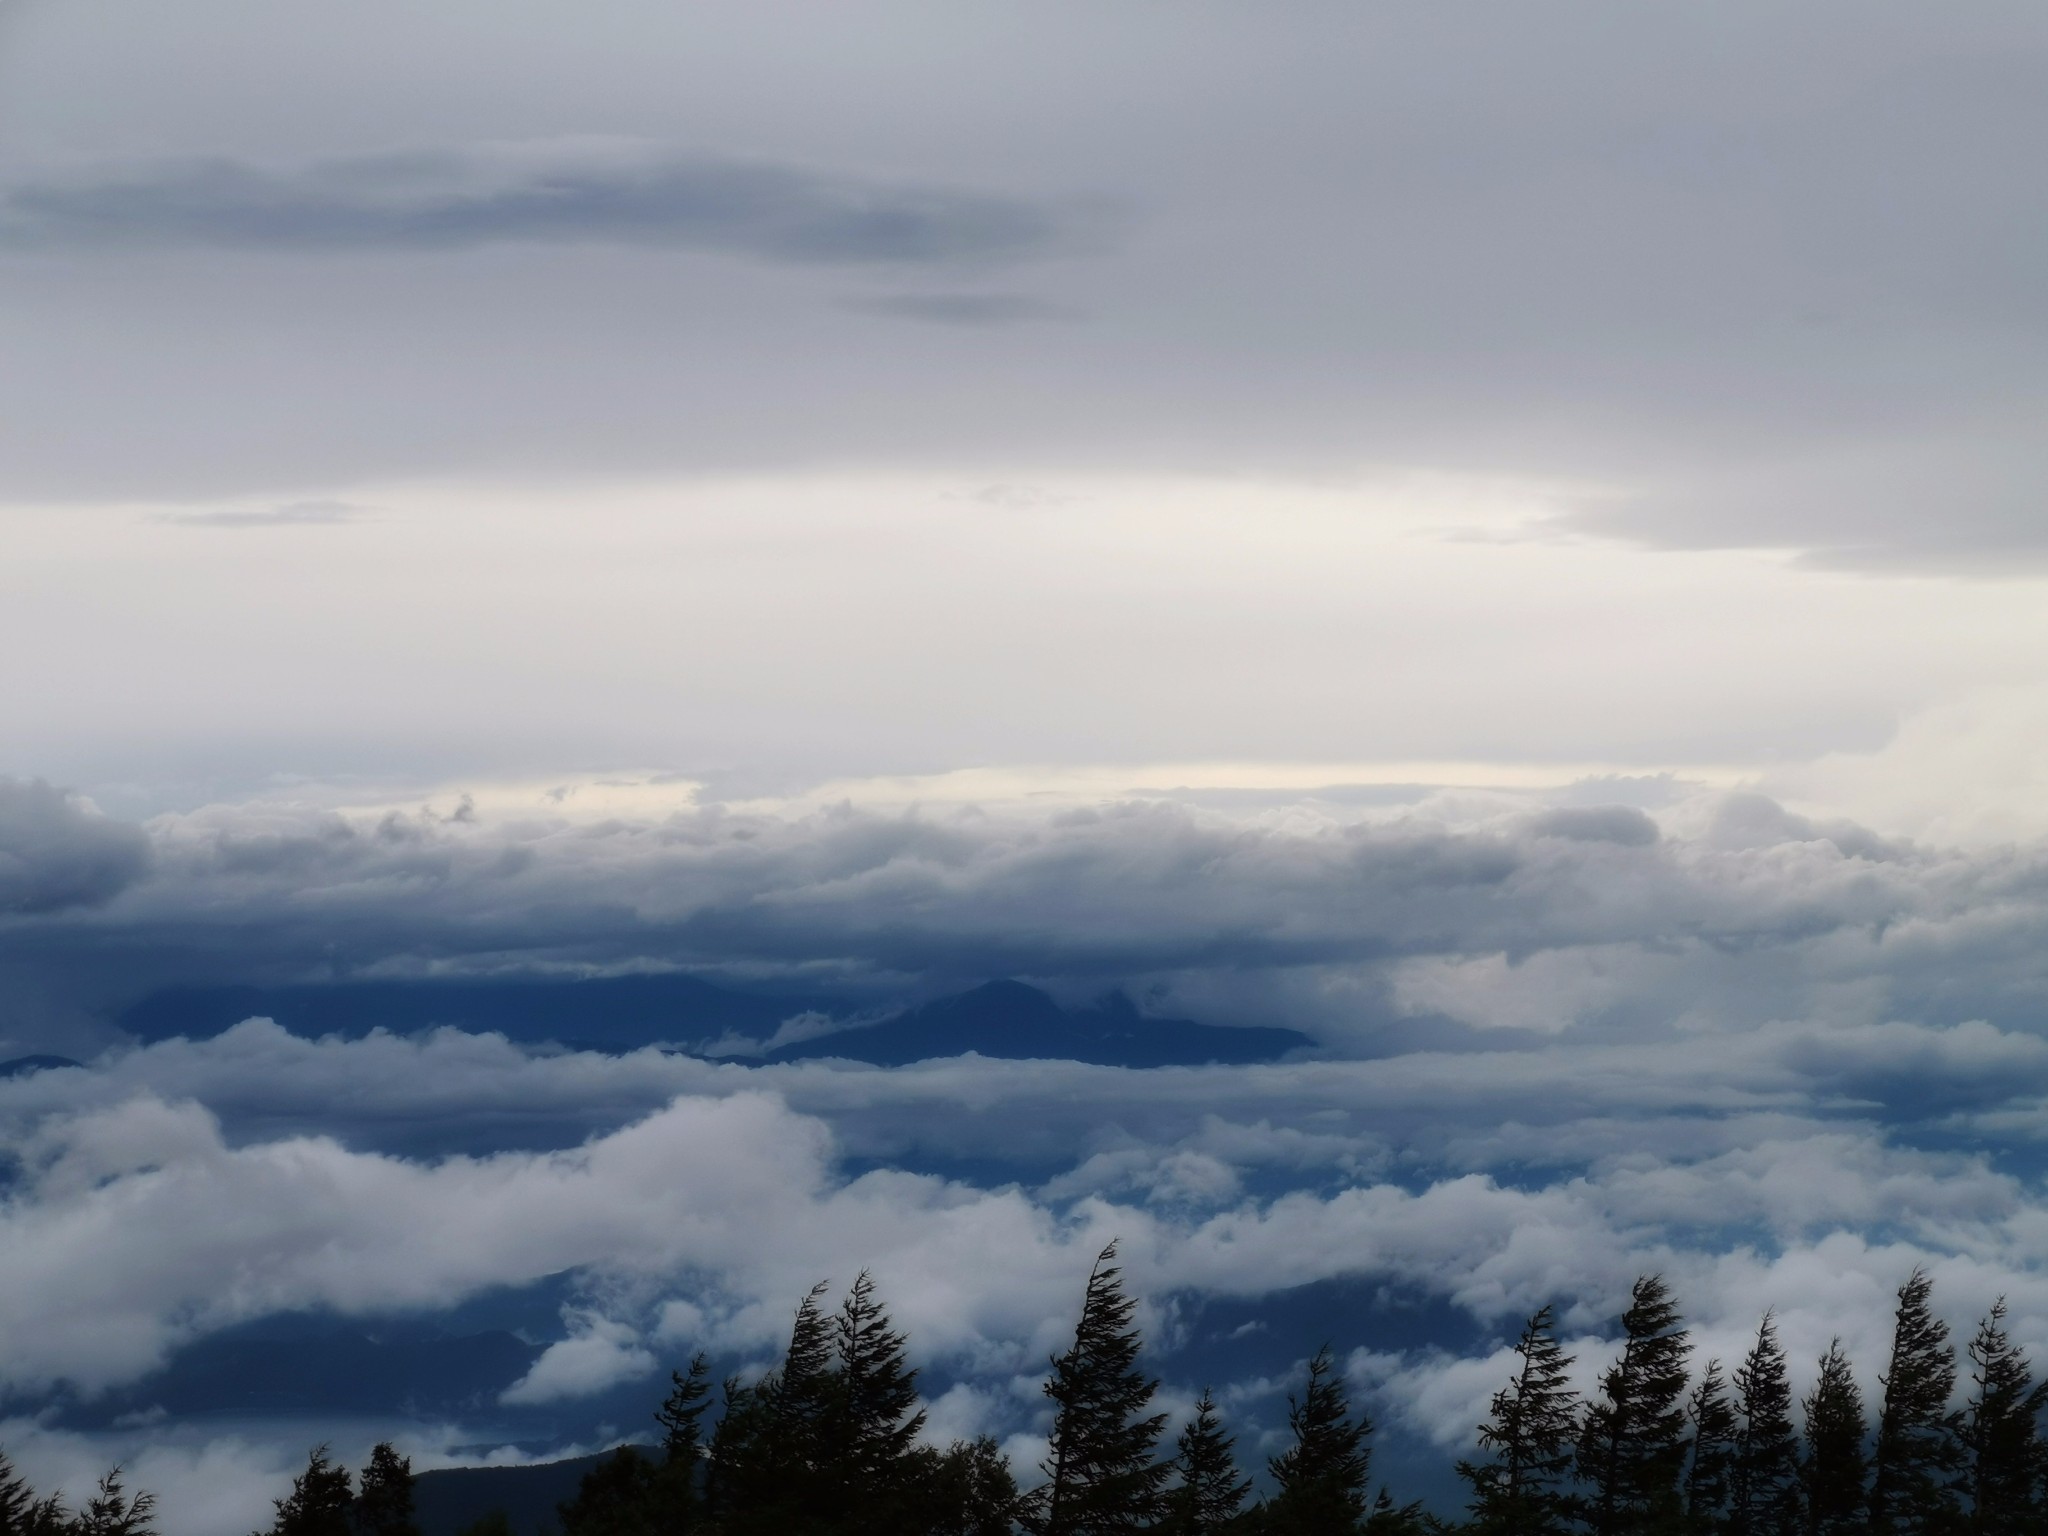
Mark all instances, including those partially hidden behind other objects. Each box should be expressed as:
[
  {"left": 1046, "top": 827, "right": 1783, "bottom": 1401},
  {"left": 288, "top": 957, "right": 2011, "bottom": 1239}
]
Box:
[
  {"left": 0, "top": 1054, "right": 82, "bottom": 1077},
  {"left": 118, "top": 973, "right": 833, "bottom": 1052},
  {"left": 415, "top": 1453, "right": 610, "bottom": 1536},
  {"left": 760, "top": 979, "right": 1311, "bottom": 1067},
  {"left": 117, "top": 975, "right": 1309, "bottom": 1067}
]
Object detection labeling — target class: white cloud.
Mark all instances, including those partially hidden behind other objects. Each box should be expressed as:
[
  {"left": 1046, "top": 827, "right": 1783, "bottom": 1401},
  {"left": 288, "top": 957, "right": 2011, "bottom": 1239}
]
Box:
[{"left": 501, "top": 1314, "right": 658, "bottom": 1405}]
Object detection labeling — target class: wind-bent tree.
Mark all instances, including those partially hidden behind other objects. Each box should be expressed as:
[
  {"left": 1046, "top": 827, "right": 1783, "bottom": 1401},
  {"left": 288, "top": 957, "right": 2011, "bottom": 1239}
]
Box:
[
  {"left": 68, "top": 1469, "right": 155, "bottom": 1536},
  {"left": 829, "top": 1270, "right": 927, "bottom": 1534},
  {"left": 1685, "top": 1360, "right": 1740, "bottom": 1532},
  {"left": 703, "top": 1281, "right": 841, "bottom": 1534},
  {"left": 1458, "top": 1305, "right": 1581, "bottom": 1536},
  {"left": 1266, "top": 1346, "right": 1374, "bottom": 1536},
  {"left": 1960, "top": 1298, "right": 2047, "bottom": 1536},
  {"left": 262, "top": 1447, "right": 354, "bottom": 1536},
  {"left": 0, "top": 1450, "right": 57, "bottom": 1536},
  {"left": 650, "top": 1353, "right": 714, "bottom": 1532},
  {"left": 1157, "top": 1388, "right": 1250, "bottom": 1536},
  {"left": 1577, "top": 1275, "right": 1693, "bottom": 1536},
  {"left": 353, "top": 1444, "right": 417, "bottom": 1536},
  {"left": 1802, "top": 1340, "right": 1868, "bottom": 1536},
  {"left": 1031, "top": 1242, "right": 1170, "bottom": 1536},
  {"left": 1869, "top": 1269, "right": 1962, "bottom": 1536},
  {"left": 1730, "top": 1314, "right": 1802, "bottom": 1536}
]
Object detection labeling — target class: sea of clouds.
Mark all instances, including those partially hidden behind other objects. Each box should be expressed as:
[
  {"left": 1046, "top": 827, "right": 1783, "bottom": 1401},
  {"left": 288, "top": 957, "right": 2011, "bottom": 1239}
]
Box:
[{"left": 5, "top": 776, "right": 2048, "bottom": 1529}]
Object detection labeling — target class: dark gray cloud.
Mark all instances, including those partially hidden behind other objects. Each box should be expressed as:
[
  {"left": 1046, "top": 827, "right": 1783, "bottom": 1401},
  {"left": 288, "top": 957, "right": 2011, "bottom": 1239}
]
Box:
[
  {"left": 0, "top": 779, "right": 150, "bottom": 916},
  {"left": 7, "top": 784, "right": 2047, "bottom": 1063},
  {"left": 155, "top": 498, "right": 367, "bottom": 528},
  {"left": 0, "top": 145, "right": 1069, "bottom": 267}
]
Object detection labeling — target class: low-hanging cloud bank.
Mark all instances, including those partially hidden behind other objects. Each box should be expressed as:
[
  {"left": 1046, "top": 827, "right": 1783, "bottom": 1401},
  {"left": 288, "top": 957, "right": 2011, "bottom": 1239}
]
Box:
[{"left": 4, "top": 777, "right": 2048, "bottom": 1055}]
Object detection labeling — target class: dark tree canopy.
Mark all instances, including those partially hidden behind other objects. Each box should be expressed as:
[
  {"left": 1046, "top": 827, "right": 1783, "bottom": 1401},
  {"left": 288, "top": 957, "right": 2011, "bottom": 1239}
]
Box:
[
  {"left": 1684, "top": 1359, "right": 1739, "bottom": 1531},
  {"left": 1960, "top": 1298, "right": 2047, "bottom": 1536},
  {"left": 1869, "top": 1268, "right": 1963, "bottom": 1536},
  {"left": 1266, "top": 1346, "right": 1373, "bottom": 1536},
  {"left": 355, "top": 1443, "right": 419, "bottom": 1536},
  {"left": 263, "top": 1447, "right": 354, "bottom": 1536},
  {"left": 1577, "top": 1275, "right": 1693, "bottom": 1536},
  {"left": 68, "top": 1470, "right": 154, "bottom": 1536},
  {"left": 1031, "top": 1242, "right": 1170, "bottom": 1536},
  {"left": 1730, "top": 1313, "right": 1802, "bottom": 1536},
  {"left": 830, "top": 1269, "right": 928, "bottom": 1533},
  {"left": 1158, "top": 1388, "right": 1250, "bottom": 1536},
  {"left": 1459, "top": 1304, "right": 1581, "bottom": 1536},
  {"left": 1803, "top": 1339, "right": 1870, "bottom": 1536}
]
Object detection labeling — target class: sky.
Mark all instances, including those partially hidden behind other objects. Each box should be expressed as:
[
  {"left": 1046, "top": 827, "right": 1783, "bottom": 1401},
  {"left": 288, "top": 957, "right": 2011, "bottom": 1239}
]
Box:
[{"left": 5, "top": 2, "right": 2048, "bottom": 1530}]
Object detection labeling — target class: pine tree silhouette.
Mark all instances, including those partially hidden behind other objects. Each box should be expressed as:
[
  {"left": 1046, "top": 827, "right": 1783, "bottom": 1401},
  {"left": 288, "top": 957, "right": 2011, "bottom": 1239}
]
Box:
[
  {"left": 69, "top": 1468, "right": 155, "bottom": 1536},
  {"left": 1158, "top": 1388, "right": 1250, "bottom": 1535},
  {"left": 354, "top": 1444, "right": 418, "bottom": 1536},
  {"left": 262, "top": 1447, "right": 353, "bottom": 1536},
  {"left": 556, "top": 1447, "right": 657, "bottom": 1536},
  {"left": 831, "top": 1270, "right": 927, "bottom": 1536},
  {"left": 1869, "top": 1269, "right": 1962, "bottom": 1536},
  {"left": 1802, "top": 1339, "right": 1868, "bottom": 1536},
  {"left": 1960, "top": 1298, "right": 2046, "bottom": 1536},
  {"left": 915, "top": 1437, "right": 1022, "bottom": 1536},
  {"left": 1031, "top": 1241, "right": 1170, "bottom": 1536},
  {"left": 1577, "top": 1275, "right": 1692, "bottom": 1536},
  {"left": 1266, "top": 1346, "right": 1373, "bottom": 1536},
  {"left": 1731, "top": 1313, "right": 1802, "bottom": 1536},
  {"left": 1685, "top": 1360, "right": 1740, "bottom": 1531},
  {"left": 651, "top": 1353, "right": 713, "bottom": 1532},
  {"left": 1459, "top": 1304, "right": 1581, "bottom": 1536}
]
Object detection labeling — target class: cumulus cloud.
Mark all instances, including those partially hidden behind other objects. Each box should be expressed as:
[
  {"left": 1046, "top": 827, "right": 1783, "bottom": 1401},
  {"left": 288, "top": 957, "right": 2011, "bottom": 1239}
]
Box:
[
  {"left": 501, "top": 1314, "right": 657, "bottom": 1405},
  {"left": 0, "top": 143, "right": 1071, "bottom": 267},
  {"left": 0, "top": 779, "right": 150, "bottom": 916}
]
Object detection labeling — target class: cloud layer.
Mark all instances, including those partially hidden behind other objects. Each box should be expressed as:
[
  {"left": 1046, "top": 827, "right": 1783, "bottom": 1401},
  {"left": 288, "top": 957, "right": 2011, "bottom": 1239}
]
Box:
[{"left": 0, "top": 144, "right": 1068, "bottom": 267}]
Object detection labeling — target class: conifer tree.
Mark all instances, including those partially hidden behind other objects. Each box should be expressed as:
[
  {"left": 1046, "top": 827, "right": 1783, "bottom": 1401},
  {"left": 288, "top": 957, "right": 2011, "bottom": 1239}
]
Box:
[
  {"left": 1363, "top": 1485, "right": 1430, "bottom": 1536},
  {"left": 656, "top": 1354, "right": 715, "bottom": 1468},
  {"left": 651, "top": 1353, "right": 713, "bottom": 1532},
  {"left": 1265, "top": 1346, "right": 1374, "bottom": 1536},
  {"left": 777, "top": 1279, "right": 840, "bottom": 1480},
  {"left": 70, "top": 1468, "right": 156, "bottom": 1536},
  {"left": 913, "top": 1437, "right": 1022, "bottom": 1536},
  {"left": 1577, "top": 1275, "right": 1693, "bottom": 1536},
  {"left": 1869, "top": 1269, "right": 1962, "bottom": 1536},
  {"left": 263, "top": 1447, "right": 354, "bottom": 1536},
  {"left": 711, "top": 1281, "right": 841, "bottom": 1534},
  {"left": 354, "top": 1444, "right": 418, "bottom": 1536},
  {"left": 556, "top": 1447, "right": 657, "bottom": 1536},
  {"left": 1731, "top": 1313, "right": 1802, "bottom": 1536},
  {"left": 1960, "top": 1298, "right": 2046, "bottom": 1536},
  {"left": 1458, "top": 1305, "right": 1580, "bottom": 1536},
  {"left": 0, "top": 1449, "right": 38, "bottom": 1536},
  {"left": 827, "top": 1270, "right": 928, "bottom": 1535},
  {"left": 1031, "top": 1241, "right": 1170, "bottom": 1536},
  {"left": 1157, "top": 1388, "right": 1250, "bottom": 1536},
  {"left": 1801, "top": 1340, "right": 1868, "bottom": 1536},
  {"left": 1686, "top": 1360, "right": 1740, "bottom": 1532},
  {"left": 703, "top": 1374, "right": 771, "bottom": 1527}
]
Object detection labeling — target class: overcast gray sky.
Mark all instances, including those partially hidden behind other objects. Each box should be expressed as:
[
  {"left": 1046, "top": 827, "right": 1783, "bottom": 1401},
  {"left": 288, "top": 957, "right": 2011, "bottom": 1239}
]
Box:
[
  {"left": 4, "top": 0, "right": 2048, "bottom": 819},
  {"left": 12, "top": 10, "right": 2048, "bottom": 1530}
]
